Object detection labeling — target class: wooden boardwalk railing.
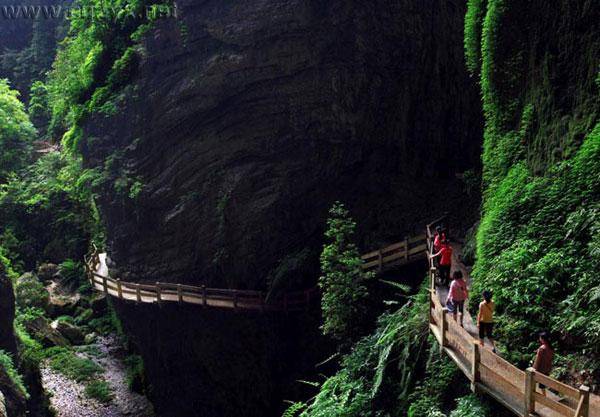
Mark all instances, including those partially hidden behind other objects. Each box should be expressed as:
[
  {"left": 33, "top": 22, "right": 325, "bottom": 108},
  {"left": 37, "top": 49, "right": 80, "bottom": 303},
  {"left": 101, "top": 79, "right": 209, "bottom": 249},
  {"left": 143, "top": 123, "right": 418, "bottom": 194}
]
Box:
[
  {"left": 85, "top": 233, "right": 428, "bottom": 312},
  {"left": 425, "top": 217, "right": 599, "bottom": 417},
  {"left": 85, "top": 217, "right": 598, "bottom": 414}
]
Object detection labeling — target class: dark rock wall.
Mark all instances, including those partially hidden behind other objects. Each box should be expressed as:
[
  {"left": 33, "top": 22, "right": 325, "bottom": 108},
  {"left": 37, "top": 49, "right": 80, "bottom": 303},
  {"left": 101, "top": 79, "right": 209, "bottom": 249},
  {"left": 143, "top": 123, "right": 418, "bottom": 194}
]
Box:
[
  {"left": 113, "top": 300, "right": 325, "bottom": 417},
  {"left": 86, "top": 0, "right": 482, "bottom": 290},
  {"left": 83, "top": 1, "right": 483, "bottom": 416}
]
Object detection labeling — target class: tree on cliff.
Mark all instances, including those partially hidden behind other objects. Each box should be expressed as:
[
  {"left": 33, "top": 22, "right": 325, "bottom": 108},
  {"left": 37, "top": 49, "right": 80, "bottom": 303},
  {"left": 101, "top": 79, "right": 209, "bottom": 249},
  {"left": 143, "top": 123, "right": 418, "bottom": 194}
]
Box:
[
  {"left": 319, "top": 202, "right": 370, "bottom": 342},
  {"left": 0, "top": 79, "right": 35, "bottom": 181}
]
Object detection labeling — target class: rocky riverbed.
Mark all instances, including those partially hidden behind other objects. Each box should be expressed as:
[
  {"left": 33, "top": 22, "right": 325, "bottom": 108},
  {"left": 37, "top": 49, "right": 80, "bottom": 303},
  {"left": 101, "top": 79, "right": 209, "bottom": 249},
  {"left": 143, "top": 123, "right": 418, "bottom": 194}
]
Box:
[{"left": 41, "top": 335, "right": 154, "bottom": 417}]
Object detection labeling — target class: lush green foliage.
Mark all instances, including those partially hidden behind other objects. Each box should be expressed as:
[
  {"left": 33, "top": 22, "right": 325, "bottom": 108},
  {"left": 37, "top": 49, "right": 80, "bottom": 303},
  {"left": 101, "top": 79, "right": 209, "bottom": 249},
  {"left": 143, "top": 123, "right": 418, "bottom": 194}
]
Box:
[
  {"left": 463, "top": 0, "right": 487, "bottom": 75},
  {"left": 301, "top": 284, "right": 430, "bottom": 417},
  {"left": 467, "top": 0, "right": 600, "bottom": 371},
  {"left": 449, "top": 394, "right": 489, "bottom": 417},
  {"left": 0, "top": 152, "right": 102, "bottom": 270},
  {"left": 0, "top": 80, "right": 35, "bottom": 181},
  {"left": 58, "top": 259, "right": 85, "bottom": 291},
  {"left": 0, "top": 17, "right": 65, "bottom": 105},
  {"left": 46, "top": 0, "right": 171, "bottom": 150},
  {"left": 319, "top": 202, "right": 370, "bottom": 342},
  {"left": 0, "top": 349, "right": 29, "bottom": 398},
  {"left": 406, "top": 348, "right": 460, "bottom": 417},
  {"left": 14, "top": 273, "right": 49, "bottom": 310}
]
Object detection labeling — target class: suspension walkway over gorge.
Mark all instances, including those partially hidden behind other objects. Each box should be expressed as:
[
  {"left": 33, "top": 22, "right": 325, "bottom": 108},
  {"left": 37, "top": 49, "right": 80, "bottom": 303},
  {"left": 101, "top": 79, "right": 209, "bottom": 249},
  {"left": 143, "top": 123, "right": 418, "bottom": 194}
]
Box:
[{"left": 85, "top": 216, "right": 599, "bottom": 416}]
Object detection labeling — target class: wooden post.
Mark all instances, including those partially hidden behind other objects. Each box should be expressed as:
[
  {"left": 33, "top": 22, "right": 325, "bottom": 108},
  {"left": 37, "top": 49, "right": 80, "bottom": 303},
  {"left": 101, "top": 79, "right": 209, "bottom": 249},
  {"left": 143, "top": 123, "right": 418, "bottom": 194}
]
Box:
[
  {"left": 202, "top": 285, "right": 207, "bottom": 307},
  {"left": 233, "top": 290, "right": 238, "bottom": 311},
  {"left": 136, "top": 284, "right": 141, "bottom": 303},
  {"left": 440, "top": 308, "right": 447, "bottom": 354},
  {"left": 471, "top": 342, "right": 480, "bottom": 392},
  {"left": 377, "top": 249, "right": 383, "bottom": 272},
  {"left": 102, "top": 276, "right": 108, "bottom": 294},
  {"left": 404, "top": 236, "right": 409, "bottom": 261},
  {"left": 177, "top": 284, "right": 183, "bottom": 304},
  {"left": 430, "top": 268, "right": 436, "bottom": 289},
  {"left": 116, "top": 279, "right": 123, "bottom": 298},
  {"left": 577, "top": 385, "right": 590, "bottom": 417},
  {"left": 156, "top": 282, "right": 162, "bottom": 304},
  {"left": 525, "top": 367, "right": 536, "bottom": 416},
  {"left": 428, "top": 289, "right": 434, "bottom": 324}
]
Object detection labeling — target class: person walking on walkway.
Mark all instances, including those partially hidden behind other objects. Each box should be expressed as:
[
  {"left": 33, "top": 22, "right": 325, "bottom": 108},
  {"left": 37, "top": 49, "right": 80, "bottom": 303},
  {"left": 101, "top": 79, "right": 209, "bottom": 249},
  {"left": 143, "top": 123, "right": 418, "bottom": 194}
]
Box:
[
  {"left": 532, "top": 331, "right": 554, "bottom": 397},
  {"left": 433, "top": 226, "right": 445, "bottom": 252},
  {"left": 446, "top": 270, "right": 468, "bottom": 326},
  {"left": 430, "top": 238, "right": 453, "bottom": 286},
  {"left": 477, "top": 290, "right": 496, "bottom": 353}
]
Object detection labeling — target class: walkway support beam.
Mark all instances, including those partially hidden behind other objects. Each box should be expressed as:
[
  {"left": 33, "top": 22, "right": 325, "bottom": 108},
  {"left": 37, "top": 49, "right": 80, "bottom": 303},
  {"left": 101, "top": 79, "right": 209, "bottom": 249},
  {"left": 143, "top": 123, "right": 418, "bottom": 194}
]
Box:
[
  {"left": 525, "top": 368, "right": 536, "bottom": 415},
  {"left": 471, "top": 341, "right": 480, "bottom": 393}
]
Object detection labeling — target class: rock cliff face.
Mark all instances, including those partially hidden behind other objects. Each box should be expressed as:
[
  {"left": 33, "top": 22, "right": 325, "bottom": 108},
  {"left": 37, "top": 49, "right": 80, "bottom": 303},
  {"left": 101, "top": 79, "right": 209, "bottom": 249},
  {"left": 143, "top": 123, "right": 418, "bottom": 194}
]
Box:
[
  {"left": 86, "top": 0, "right": 482, "bottom": 289},
  {"left": 83, "top": 1, "right": 482, "bottom": 416}
]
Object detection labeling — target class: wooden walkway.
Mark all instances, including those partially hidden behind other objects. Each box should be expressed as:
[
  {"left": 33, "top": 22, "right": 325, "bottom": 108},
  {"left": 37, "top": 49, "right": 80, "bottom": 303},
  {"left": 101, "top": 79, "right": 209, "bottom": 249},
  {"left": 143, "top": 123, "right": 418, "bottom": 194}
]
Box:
[
  {"left": 425, "top": 218, "right": 599, "bottom": 417},
  {"left": 85, "top": 215, "right": 599, "bottom": 417},
  {"left": 85, "top": 233, "right": 428, "bottom": 312}
]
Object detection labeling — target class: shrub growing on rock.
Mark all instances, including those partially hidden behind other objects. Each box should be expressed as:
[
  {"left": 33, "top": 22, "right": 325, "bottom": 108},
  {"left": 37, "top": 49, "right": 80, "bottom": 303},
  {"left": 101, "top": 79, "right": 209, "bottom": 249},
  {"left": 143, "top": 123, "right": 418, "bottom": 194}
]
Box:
[
  {"left": 319, "top": 202, "right": 370, "bottom": 342},
  {"left": 14, "top": 273, "right": 49, "bottom": 311}
]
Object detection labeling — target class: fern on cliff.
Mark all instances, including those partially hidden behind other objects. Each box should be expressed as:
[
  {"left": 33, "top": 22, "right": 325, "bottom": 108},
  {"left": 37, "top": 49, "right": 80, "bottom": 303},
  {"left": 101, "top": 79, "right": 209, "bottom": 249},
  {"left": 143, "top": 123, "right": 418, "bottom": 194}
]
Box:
[
  {"left": 301, "top": 283, "right": 430, "bottom": 417},
  {"left": 466, "top": 0, "right": 600, "bottom": 377}
]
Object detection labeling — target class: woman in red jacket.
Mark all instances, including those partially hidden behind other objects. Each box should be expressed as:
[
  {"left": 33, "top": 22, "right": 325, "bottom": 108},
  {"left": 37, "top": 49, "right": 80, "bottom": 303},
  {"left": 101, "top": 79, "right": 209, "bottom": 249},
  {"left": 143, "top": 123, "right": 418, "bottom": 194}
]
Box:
[{"left": 431, "top": 239, "right": 453, "bottom": 286}]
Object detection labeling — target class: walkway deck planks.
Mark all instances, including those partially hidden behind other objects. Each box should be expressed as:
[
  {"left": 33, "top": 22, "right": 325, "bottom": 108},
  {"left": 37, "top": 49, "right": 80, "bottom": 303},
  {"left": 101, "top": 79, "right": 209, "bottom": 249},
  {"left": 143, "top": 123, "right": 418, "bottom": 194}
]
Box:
[
  {"left": 84, "top": 216, "right": 599, "bottom": 417},
  {"left": 425, "top": 217, "right": 599, "bottom": 417}
]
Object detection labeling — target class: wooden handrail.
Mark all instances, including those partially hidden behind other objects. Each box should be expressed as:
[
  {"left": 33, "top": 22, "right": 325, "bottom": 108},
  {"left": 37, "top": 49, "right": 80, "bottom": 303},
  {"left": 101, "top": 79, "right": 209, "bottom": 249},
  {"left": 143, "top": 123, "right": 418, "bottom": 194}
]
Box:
[
  {"left": 84, "top": 218, "right": 598, "bottom": 414},
  {"left": 425, "top": 223, "right": 598, "bottom": 417},
  {"left": 85, "top": 230, "right": 429, "bottom": 312}
]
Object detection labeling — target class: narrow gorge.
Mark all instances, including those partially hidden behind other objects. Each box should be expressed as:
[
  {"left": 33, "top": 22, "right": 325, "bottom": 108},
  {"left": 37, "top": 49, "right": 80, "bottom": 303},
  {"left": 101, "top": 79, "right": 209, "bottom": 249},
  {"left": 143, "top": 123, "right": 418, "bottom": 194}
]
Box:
[{"left": 0, "top": 1, "right": 598, "bottom": 417}]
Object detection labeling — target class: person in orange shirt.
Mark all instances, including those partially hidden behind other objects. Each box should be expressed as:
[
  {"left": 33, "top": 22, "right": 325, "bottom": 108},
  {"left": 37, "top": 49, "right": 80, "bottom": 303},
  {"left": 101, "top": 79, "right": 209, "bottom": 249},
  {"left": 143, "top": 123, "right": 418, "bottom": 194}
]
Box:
[{"left": 477, "top": 290, "right": 497, "bottom": 353}]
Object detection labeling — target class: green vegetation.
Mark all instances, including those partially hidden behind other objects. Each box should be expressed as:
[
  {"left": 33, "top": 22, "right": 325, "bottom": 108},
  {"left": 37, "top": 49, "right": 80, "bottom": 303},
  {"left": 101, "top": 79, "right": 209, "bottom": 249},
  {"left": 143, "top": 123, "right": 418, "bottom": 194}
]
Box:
[
  {"left": 58, "top": 259, "right": 85, "bottom": 291},
  {"left": 406, "top": 348, "right": 469, "bottom": 417},
  {"left": 319, "top": 202, "right": 371, "bottom": 342},
  {"left": 0, "top": 152, "right": 103, "bottom": 270},
  {"left": 43, "top": 347, "right": 113, "bottom": 403},
  {"left": 0, "top": 80, "right": 35, "bottom": 181},
  {"left": 466, "top": 0, "right": 600, "bottom": 370},
  {"left": 463, "top": 0, "right": 487, "bottom": 75},
  {"left": 47, "top": 348, "right": 103, "bottom": 382},
  {"left": 448, "top": 394, "right": 489, "bottom": 417},
  {"left": 84, "top": 380, "right": 114, "bottom": 403},
  {"left": 0, "top": 349, "right": 29, "bottom": 398},
  {"left": 14, "top": 273, "right": 49, "bottom": 310},
  {"left": 124, "top": 354, "right": 145, "bottom": 392},
  {"left": 294, "top": 283, "right": 431, "bottom": 416},
  {"left": 46, "top": 0, "right": 172, "bottom": 151}
]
